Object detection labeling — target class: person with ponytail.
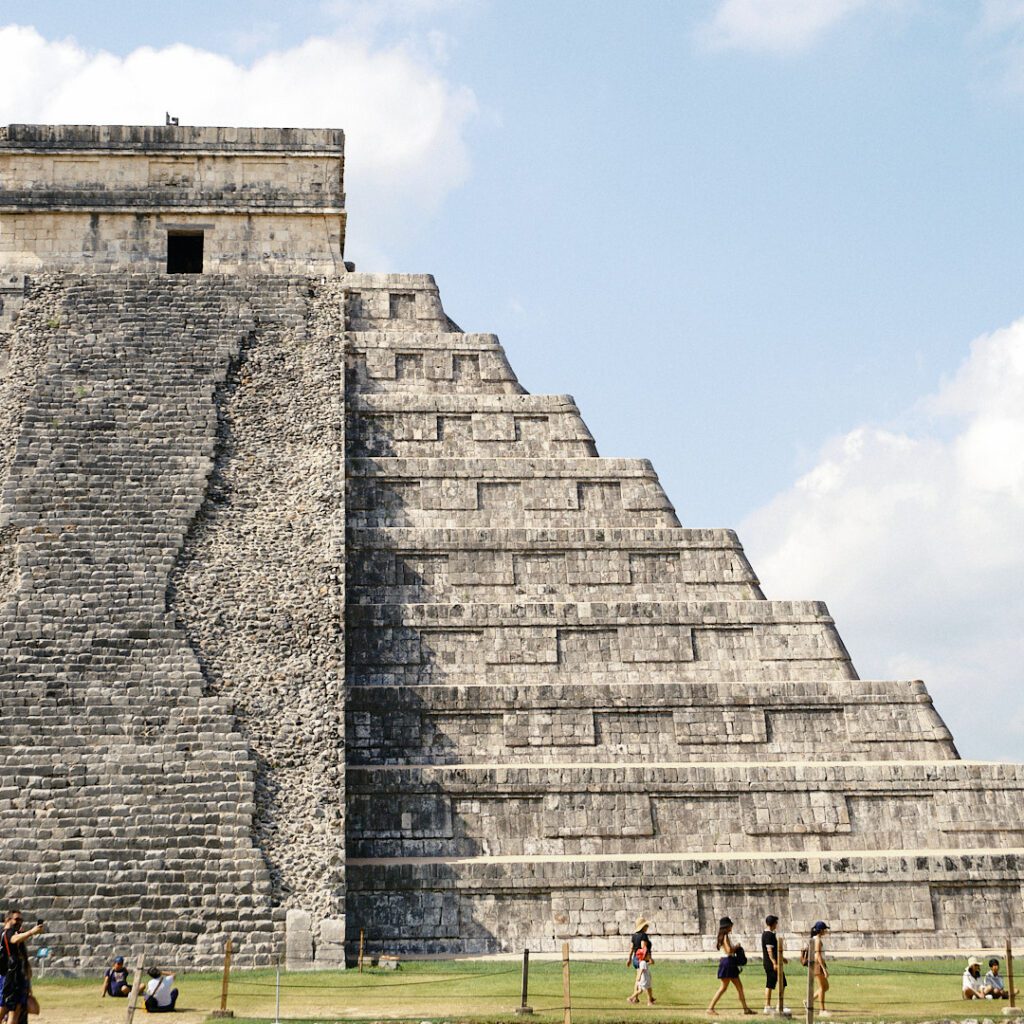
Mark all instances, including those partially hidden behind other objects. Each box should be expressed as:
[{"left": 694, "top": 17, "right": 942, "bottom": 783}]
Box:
[{"left": 707, "top": 916, "right": 755, "bottom": 1015}]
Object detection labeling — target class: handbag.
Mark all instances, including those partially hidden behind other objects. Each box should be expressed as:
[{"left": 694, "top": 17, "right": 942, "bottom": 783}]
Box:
[{"left": 26, "top": 993, "right": 40, "bottom": 1016}]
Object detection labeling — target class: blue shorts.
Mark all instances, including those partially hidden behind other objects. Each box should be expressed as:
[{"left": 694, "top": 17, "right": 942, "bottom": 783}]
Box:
[{"left": 1, "top": 973, "right": 28, "bottom": 1010}]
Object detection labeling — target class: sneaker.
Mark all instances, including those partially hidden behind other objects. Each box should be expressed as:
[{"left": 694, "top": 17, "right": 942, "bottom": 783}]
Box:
[{"left": 763, "top": 1008, "right": 776, "bottom": 1015}]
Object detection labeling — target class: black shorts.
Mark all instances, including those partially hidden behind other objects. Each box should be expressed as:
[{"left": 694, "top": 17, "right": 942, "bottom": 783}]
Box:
[
  {"left": 764, "top": 966, "right": 787, "bottom": 990},
  {"left": 1, "top": 974, "right": 28, "bottom": 1010}
]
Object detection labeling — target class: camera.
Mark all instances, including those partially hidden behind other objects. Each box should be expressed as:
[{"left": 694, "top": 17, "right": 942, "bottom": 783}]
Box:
[{"left": 36, "top": 920, "right": 43, "bottom": 928}]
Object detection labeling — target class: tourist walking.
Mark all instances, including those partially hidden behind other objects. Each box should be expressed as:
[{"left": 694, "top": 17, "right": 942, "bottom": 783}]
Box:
[
  {"left": 626, "top": 916, "right": 655, "bottom": 1005},
  {"left": 707, "top": 916, "right": 754, "bottom": 1015},
  {"left": 761, "top": 914, "right": 788, "bottom": 1013},
  {"left": 809, "top": 921, "right": 830, "bottom": 1016}
]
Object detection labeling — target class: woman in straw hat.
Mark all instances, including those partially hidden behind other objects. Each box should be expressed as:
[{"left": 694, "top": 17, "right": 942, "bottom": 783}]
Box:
[
  {"left": 707, "top": 916, "right": 755, "bottom": 1015},
  {"left": 626, "top": 916, "right": 655, "bottom": 1005}
]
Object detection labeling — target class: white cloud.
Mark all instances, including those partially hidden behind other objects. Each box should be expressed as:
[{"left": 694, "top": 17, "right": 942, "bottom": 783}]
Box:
[
  {"left": 0, "top": 24, "right": 478, "bottom": 267},
  {"left": 697, "top": 0, "right": 888, "bottom": 54},
  {"left": 741, "top": 320, "right": 1024, "bottom": 762}
]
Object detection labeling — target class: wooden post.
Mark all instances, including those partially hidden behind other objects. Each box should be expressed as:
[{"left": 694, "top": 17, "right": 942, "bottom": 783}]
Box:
[
  {"left": 515, "top": 948, "right": 534, "bottom": 1014},
  {"left": 1008, "top": 937, "right": 1017, "bottom": 1010},
  {"left": 274, "top": 953, "right": 282, "bottom": 1024},
  {"left": 358, "top": 928, "right": 365, "bottom": 973},
  {"left": 777, "top": 937, "right": 786, "bottom": 1015},
  {"left": 562, "top": 941, "right": 572, "bottom": 1024},
  {"left": 211, "top": 938, "right": 234, "bottom": 1018},
  {"left": 805, "top": 932, "right": 815, "bottom": 1024},
  {"left": 124, "top": 951, "right": 146, "bottom": 1024}
]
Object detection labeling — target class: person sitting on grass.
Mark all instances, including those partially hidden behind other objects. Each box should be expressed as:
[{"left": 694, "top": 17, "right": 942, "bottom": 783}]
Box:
[
  {"left": 984, "top": 958, "right": 1019, "bottom": 1000},
  {"left": 963, "top": 956, "right": 994, "bottom": 999},
  {"left": 143, "top": 967, "right": 178, "bottom": 1013},
  {"left": 102, "top": 956, "right": 131, "bottom": 998}
]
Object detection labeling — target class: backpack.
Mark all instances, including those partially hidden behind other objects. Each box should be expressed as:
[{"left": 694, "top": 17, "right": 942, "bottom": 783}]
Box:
[
  {"left": 732, "top": 945, "right": 747, "bottom": 969},
  {"left": 799, "top": 946, "right": 809, "bottom": 967},
  {"left": 0, "top": 930, "right": 14, "bottom": 979}
]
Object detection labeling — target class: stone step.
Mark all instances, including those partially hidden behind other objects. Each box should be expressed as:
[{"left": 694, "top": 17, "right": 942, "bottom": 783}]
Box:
[
  {"left": 346, "top": 677, "right": 953, "bottom": 764},
  {"left": 346, "top": 759, "right": 1024, "bottom": 859},
  {"left": 342, "top": 272, "right": 453, "bottom": 330},
  {"left": 347, "top": 526, "right": 762, "bottom": 604},
  {"left": 348, "top": 392, "right": 597, "bottom": 458},
  {"left": 344, "top": 847, "right": 1024, "bottom": 955},
  {"left": 347, "top": 599, "right": 853, "bottom": 686},
  {"left": 347, "top": 456, "right": 680, "bottom": 528},
  {"left": 346, "top": 331, "right": 524, "bottom": 394}
]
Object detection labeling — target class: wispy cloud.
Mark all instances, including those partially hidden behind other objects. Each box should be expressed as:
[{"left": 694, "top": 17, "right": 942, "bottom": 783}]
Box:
[
  {"left": 0, "top": 24, "right": 478, "bottom": 267},
  {"left": 697, "top": 0, "right": 888, "bottom": 54},
  {"left": 741, "top": 318, "right": 1024, "bottom": 761},
  {"left": 970, "top": 0, "right": 1024, "bottom": 94}
]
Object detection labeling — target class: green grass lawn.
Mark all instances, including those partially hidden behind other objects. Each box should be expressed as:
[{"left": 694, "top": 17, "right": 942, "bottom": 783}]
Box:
[{"left": 32, "top": 957, "right": 1009, "bottom": 1024}]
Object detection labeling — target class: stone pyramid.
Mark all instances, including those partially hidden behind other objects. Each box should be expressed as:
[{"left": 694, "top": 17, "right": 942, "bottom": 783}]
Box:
[
  {"left": 0, "top": 123, "right": 1021, "bottom": 969},
  {"left": 341, "top": 274, "right": 1024, "bottom": 957}
]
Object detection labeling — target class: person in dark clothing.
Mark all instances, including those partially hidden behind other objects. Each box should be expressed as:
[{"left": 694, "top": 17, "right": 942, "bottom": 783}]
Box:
[
  {"left": 626, "top": 916, "right": 655, "bottom": 1005},
  {"left": 1, "top": 910, "right": 44, "bottom": 1024},
  {"left": 760, "top": 914, "right": 788, "bottom": 1013},
  {"left": 102, "top": 956, "right": 131, "bottom": 997}
]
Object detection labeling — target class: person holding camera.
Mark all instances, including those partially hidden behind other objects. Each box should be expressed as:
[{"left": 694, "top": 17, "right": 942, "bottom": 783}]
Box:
[{"left": 0, "top": 910, "right": 44, "bottom": 1024}]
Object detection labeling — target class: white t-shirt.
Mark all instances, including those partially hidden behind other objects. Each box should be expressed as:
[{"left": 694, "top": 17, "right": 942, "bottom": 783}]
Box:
[
  {"left": 636, "top": 961, "right": 651, "bottom": 990},
  {"left": 145, "top": 975, "right": 176, "bottom": 1007},
  {"left": 963, "top": 968, "right": 983, "bottom": 995}
]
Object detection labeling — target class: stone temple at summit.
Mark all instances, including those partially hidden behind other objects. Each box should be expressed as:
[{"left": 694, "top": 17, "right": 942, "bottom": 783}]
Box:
[{"left": 0, "top": 122, "right": 1021, "bottom": 969}]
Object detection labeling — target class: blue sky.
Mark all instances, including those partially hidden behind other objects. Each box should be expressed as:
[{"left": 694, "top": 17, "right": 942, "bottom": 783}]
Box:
[{"left": 1, "top": 0, "right": 1022, "bottom": 759}]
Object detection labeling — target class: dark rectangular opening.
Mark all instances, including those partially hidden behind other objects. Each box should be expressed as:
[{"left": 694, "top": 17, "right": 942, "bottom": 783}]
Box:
[{"left": 167, "top": 231, "right": 204, "bottom": 274}]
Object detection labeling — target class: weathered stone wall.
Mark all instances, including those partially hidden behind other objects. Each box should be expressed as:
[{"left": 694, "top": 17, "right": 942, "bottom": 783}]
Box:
[
  {"left": 0, "top": 124, "right": 346, "bottom": 274},
  {"left": 342, "top": 273, "right": 1024, "bottom": 956},
  {"left": 0, "top": 272, "right": 343, "bottom": 968},
  {"left": 0, "top": 211, "right": 346, "bottom": 275}
]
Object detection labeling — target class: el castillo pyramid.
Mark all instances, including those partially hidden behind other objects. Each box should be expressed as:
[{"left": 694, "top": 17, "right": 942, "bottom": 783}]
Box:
[{"left": 0, "top": 123, "right": 1021, "bottom": 970}]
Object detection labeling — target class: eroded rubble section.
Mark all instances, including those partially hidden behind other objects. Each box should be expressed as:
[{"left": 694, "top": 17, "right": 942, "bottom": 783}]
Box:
[{"left": 171, "top": 278, "right": 346, "bottom": 961}]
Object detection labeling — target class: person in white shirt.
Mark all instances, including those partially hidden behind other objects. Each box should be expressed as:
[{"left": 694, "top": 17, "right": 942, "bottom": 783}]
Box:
[
  {"left": 143, "top": 967, "right": 178, "bottom": 1013},
  {"left": 963, "top": 957, "right": 993, "bottom": 999}
]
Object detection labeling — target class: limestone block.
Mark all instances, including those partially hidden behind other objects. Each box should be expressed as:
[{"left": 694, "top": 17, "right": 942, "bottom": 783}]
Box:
[
  {"left": 503, "top": 710, "right": 597, "bottom": 747},
  {"left": 619, "top": 623, "right": 694, "bottom": 663},
  {"left": 673, "top": 708, "right": 767, "bottom": 745},
  {"left": 741, "top": 792, "right": 852, "bottom": 836},
  {"left": 350, "top": 793, "right": 453, "bottom": 839},
  {"left": 286, "top": 909, "right": 314, "bottom": 969},
  {"left": 542, "top": 793, "right": 654, "bottom": 837},
  {"left": 484, "top": 626, "right": 558, "bottom": 665},
  {"left": 316, "top": 918, "right": 347, "bottom": 968}
]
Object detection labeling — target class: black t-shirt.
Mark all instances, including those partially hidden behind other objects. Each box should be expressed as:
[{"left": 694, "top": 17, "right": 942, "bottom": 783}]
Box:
[
  {"left": 761, "top": 930, "right": 777, "bottom": 967},
  {"left": 1, "top": 927, "right": 28, "bottom": 979},
  {"left": 630, "top": 931, "right": 652, "bottom": 957}
]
